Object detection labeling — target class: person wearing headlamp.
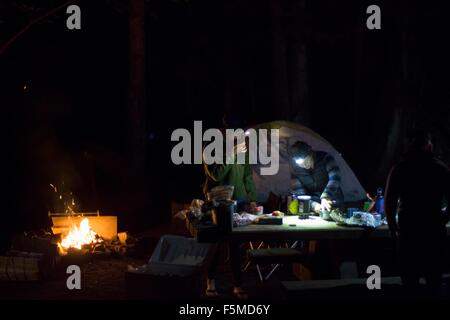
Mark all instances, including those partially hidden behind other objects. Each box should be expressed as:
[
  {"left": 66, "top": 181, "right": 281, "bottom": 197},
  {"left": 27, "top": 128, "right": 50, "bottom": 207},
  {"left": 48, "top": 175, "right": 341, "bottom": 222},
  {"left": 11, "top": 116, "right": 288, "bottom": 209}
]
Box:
[{"left": 289, "top": 141, "right": 344, "bottom": 214}]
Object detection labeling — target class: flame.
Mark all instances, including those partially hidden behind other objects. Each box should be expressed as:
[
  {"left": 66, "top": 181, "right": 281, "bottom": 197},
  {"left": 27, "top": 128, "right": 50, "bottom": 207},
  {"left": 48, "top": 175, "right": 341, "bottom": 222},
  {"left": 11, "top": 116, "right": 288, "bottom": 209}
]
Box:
[{"left": 58, "top": 218, "right": 102, "bottom": 254}]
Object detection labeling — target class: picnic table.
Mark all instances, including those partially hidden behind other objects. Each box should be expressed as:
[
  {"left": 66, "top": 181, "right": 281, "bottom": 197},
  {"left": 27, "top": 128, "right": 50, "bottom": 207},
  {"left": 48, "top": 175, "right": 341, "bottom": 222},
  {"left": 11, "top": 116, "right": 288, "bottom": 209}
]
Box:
[{"left": 186, "top": 215, "right": 450, "bottom": 281}]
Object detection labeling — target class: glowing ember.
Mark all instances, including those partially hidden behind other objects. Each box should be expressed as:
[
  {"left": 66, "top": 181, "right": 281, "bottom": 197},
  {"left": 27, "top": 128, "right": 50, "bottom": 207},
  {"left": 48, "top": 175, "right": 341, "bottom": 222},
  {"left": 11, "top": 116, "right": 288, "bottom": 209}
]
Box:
[{"left": 58, "top": 218, "right": 102, "bottom": 254}]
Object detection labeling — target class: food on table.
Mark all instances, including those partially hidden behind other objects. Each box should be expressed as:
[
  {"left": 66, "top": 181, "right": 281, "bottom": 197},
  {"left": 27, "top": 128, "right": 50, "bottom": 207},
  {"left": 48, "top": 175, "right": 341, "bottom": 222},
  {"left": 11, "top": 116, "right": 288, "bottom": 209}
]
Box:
[{"left": 272, "top": 210, "right": 285, "bottom": 217}]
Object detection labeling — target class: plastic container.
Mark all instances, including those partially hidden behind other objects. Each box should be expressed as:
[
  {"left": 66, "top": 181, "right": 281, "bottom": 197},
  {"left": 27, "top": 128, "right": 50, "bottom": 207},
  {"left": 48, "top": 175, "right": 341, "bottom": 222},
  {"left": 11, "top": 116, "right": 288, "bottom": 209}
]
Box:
[
  {"left": 287, "top": 195, "right": 299, "bottom": 215},
  {"left": 125, "top": 235, "right": 212, "bottom": 299},
  {"left": 255, "top": 206, "right": 264, "bottom": 215},
  {"left": 375, "top": 187, "right": 385, "bottom": 217},
  {"left": 207, "top": 185, "right": 234, "bottom": 201}
]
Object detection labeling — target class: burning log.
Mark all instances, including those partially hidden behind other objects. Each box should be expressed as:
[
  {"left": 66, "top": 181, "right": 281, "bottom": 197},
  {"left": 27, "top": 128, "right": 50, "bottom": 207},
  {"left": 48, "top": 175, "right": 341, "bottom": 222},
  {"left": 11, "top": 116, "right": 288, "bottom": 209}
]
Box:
[
  {"left": 57, "top": 218, "right": 103, "bottom": 255},
  {"left": 50, "top": 213, "right": 117, "bottom": 241}
]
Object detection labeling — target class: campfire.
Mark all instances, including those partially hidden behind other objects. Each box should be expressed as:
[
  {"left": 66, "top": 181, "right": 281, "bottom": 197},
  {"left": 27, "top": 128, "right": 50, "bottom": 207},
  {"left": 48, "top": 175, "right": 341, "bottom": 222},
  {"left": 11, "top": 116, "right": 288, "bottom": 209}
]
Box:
[
  {"left": 49, "top": 183, "right": 119, "bottom": 256},
  {"left": 57, "top": 218, "right": 103, "bottom": 255}
]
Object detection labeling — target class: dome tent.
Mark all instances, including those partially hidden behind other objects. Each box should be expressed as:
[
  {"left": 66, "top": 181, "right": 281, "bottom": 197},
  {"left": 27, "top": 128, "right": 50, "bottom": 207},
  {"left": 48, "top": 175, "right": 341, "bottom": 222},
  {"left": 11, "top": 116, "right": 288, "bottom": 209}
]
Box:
[{"left": 249, "top": 121, "right": 366, "bottom": 204}]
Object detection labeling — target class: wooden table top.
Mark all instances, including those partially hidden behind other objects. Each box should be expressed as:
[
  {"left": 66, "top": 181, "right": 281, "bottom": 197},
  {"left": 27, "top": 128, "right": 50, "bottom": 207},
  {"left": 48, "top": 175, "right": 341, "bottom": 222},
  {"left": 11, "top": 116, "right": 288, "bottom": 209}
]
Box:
[{"left": 228, "top": 215, "right": 391, "bottom": 241}]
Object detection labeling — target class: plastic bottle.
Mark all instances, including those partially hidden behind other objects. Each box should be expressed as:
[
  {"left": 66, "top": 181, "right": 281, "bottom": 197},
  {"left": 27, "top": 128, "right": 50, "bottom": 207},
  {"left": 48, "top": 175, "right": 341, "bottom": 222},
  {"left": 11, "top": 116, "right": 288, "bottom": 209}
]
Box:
[
  {"left": 287, "top": 192, "right": 299, "bottom": 215},
  {"left": 375, "top": 187, "right": 385, "bottom": 217}
]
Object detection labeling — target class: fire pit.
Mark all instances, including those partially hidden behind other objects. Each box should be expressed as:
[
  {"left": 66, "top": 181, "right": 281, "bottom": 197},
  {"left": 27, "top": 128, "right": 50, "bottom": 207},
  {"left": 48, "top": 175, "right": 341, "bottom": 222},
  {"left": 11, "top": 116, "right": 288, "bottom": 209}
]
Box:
[{"left": 50, "top": 212, "right": 118, "bottom": 255}]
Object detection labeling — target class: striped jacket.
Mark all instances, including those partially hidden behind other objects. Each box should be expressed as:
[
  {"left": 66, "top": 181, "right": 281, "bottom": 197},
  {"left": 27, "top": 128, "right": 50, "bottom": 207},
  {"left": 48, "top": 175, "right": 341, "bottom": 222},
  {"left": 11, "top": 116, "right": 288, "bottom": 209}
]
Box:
[{"left": 291, "top": 151, "right": 343, "bottom": 205}]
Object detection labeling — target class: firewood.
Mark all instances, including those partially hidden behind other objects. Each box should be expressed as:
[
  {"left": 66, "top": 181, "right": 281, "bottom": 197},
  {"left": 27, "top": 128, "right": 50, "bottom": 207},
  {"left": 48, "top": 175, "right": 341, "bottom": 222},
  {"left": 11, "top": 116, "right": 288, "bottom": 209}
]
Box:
[
  {"left": 0, "top": 254, "right": 42, "bottom": 281},
  {"left": 11, "top": 234, "right": 58, "bottom": 257}
]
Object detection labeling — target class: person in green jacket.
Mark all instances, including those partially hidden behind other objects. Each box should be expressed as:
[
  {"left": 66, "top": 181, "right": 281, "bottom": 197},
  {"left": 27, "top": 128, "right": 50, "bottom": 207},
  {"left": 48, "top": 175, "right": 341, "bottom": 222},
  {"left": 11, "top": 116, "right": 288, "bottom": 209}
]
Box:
[
  {"left": 202, "top": 113, "right": 256, "bottom": 299},
  {"left": 203, "top": 139, "right": 257, "bottom": 212}
]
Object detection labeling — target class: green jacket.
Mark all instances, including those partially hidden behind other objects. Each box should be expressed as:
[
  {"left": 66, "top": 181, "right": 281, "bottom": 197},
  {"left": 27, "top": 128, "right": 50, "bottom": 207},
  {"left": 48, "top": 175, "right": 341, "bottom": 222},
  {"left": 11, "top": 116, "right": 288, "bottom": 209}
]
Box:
[{"left": 204, "top": 158, "right": 256, "bottom": 202}]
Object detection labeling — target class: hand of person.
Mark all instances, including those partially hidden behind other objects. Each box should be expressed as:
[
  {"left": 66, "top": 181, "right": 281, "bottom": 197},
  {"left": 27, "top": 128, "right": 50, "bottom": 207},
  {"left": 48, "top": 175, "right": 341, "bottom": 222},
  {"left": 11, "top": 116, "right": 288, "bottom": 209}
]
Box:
[
  {"left": 249, "top": 202, "right": 257, "bottom": 212},
  {"left": 312, "top": 202, "right": 322, "bottom": 214},
  {"left": 321, "top": 198, "right": 332, "bottom": 212},
  {"left": 234, "top": 142, "right": 247, "bottom": 154}
]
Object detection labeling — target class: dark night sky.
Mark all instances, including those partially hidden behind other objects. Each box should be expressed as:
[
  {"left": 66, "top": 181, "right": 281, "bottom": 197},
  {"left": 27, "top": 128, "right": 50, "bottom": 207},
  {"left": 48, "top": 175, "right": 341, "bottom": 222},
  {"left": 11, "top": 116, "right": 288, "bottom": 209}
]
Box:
[{"left": 1, "top": 0, "right": 449, "bottom": 235}]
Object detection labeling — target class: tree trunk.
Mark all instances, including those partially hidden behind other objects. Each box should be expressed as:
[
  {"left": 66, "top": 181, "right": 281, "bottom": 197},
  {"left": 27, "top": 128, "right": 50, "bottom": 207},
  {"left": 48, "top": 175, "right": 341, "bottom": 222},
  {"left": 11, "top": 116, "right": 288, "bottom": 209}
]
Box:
[
  {"left": 288, "top": 39, "right": 309, "bottom": 125},
  {"left": 128, "top": 0, "right": 146, "bottom": 170},
  {"left": 270, "top": 0, "right": 290, "bottom": 120},
  {"left": 271, "top": 0, "right": 309, "bottom": 124},
  {"left": 352, "top": 3, "right": 364, "bottom": 137},
  {"left": 377, "top": 2, "right": 410, "bottom": 179}
]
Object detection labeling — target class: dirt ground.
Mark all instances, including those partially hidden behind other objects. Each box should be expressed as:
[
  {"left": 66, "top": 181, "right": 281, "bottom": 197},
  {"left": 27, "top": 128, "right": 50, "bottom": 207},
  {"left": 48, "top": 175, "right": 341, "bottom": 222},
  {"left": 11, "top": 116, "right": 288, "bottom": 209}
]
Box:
[
  {"left": 2, "top": 252, "right": 449, "bottom": 300},
  {"left": 1, "top": 223, "right": 450, "bottom": 300},
  {"left": 0, "top": 247, "right": 292, "bottom": 300},
  {"left": 0, "top": 223, "right": 290, "bottom": 300},
  {"left": 0, "top": 256, "right": 146, "bottom": 300}
]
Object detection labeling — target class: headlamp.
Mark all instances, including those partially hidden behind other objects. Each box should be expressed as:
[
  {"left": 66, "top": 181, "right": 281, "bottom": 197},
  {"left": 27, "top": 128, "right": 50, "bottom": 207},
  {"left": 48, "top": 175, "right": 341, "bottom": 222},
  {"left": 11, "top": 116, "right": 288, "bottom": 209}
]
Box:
[{"left": 295, "top": 157, "right": 305, "bottom": 166}]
